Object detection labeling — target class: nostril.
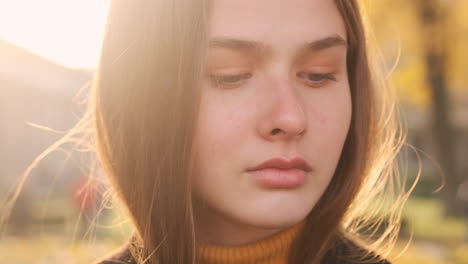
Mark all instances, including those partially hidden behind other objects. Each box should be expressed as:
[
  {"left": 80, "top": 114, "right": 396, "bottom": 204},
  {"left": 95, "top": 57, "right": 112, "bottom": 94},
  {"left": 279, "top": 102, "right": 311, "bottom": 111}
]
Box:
[{"left": 272, "top": 128, "right": 281, "bottom": 135}]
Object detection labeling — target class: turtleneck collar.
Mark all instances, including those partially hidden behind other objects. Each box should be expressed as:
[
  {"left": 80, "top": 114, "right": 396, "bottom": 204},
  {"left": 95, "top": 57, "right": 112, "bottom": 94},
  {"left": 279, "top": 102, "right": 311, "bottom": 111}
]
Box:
[{"left": 196, "top": 220, "right": 306, "bottom": 264}]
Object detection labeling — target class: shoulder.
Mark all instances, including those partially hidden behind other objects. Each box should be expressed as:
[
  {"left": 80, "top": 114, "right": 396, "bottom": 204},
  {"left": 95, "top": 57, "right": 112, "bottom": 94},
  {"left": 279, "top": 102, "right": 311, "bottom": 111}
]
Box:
[
  {"left": 322, "top": 236, "right": 392, "bottom": 264},
  {"left": 94, "top": 243, "right": 136, "bottom": 264}
]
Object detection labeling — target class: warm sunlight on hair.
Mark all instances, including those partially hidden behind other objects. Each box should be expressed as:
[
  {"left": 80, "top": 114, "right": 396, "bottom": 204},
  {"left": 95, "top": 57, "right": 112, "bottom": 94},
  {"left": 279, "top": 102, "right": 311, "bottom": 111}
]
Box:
[{"left": 1, "top": 0, "right": 467, "bottom": 263}]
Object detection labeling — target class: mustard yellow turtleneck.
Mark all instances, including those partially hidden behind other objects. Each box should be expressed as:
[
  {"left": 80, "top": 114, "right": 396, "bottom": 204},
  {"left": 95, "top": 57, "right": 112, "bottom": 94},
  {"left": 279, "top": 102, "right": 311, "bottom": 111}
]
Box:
[{"left": 196, "top": 220, "right": 306, "bottom": 264}]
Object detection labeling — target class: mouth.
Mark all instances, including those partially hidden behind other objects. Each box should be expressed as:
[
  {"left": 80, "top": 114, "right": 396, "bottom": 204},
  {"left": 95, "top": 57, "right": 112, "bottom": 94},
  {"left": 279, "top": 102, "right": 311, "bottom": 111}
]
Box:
[
  {"left": 246, "top": 156, "right": 312, "bottom": 189},
  {"left": 246, "top": 156, "right": 313, "bottom": 172}
]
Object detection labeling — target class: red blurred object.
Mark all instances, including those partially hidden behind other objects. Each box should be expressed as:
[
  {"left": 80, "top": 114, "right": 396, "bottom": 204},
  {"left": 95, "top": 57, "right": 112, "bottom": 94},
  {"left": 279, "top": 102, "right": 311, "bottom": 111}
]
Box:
[{"left": 71, "top": 176, "right": 98, "bottom": 216}]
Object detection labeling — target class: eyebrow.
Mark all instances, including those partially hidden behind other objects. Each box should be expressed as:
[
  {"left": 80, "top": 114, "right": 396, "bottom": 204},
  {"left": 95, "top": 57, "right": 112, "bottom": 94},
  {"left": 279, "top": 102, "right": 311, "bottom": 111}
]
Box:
[{"left": 208, "top": 35, "right": 347, "bottom": 56}]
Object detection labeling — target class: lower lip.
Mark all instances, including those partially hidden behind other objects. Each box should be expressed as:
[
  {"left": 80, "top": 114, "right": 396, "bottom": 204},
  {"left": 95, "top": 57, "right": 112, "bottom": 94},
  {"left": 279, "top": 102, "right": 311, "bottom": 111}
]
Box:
[{"left": 247, "top": 168, "right": 306, "bottom": 188}]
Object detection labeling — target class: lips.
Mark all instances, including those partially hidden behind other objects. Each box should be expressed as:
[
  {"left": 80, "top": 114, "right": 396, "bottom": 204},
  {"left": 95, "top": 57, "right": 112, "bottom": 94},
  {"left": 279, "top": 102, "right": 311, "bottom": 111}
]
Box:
[
  {"left": 246, "top": 156, "right": 313, "bottom": 172},
  {"left": 246, "top": 156, "right": 312, "bottom": 189}
]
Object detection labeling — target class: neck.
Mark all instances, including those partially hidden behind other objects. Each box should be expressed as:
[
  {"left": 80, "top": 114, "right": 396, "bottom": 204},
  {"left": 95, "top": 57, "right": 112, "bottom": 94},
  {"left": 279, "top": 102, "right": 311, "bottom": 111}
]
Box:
[{"left": 196, "top": 219, "right": 306, "bottom": 264}]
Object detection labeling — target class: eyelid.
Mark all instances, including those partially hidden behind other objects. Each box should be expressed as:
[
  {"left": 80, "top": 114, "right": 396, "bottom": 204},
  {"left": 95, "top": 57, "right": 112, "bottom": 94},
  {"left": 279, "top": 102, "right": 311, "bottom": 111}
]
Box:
[
  {"left": 208, "top": 67, "right": 251, "bottom": 74},
  {"left": 211, "top": 72, "right": 252, "bottom": 80},
  {"left": 208, "top": 72, "right": 252, "bottom": 88},
  {"left": 296, "top": 72, "right": 338, "bottom": 87},
  {"left": 205, "top": 51, "right": 255, "bottom": 71}
]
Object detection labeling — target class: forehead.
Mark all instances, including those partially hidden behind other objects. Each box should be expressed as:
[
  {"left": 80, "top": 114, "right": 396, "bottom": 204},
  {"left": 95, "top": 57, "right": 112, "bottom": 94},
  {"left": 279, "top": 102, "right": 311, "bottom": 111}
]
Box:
[{"left": 209, "top": 0, "right": 346, "bottom": 46}]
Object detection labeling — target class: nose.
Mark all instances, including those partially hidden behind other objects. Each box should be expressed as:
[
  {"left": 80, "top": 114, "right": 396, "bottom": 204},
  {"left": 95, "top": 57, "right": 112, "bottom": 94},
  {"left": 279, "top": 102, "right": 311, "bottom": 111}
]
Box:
[{"left": 257, "top": 79, "right": 308, "bottom": 142}]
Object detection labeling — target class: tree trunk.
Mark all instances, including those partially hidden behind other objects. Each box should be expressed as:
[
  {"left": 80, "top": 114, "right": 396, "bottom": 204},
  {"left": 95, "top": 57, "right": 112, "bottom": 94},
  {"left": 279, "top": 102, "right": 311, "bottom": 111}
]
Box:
[{"left": 418, "top": 0, "right": 463, "bottom": 216}]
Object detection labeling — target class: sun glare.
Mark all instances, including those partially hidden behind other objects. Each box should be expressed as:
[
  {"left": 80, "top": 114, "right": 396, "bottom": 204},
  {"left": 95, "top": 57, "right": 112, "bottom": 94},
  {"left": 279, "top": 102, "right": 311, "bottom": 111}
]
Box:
[{"left": 0, "top": 0, "right": 111, "bottom": 69}]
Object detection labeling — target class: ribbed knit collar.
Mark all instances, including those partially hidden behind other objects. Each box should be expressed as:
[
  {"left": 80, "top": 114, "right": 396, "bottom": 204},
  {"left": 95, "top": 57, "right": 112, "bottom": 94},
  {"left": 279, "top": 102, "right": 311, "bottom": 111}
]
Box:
[{"left": 196, "top": 220, "right": 306, "bottom": 264}]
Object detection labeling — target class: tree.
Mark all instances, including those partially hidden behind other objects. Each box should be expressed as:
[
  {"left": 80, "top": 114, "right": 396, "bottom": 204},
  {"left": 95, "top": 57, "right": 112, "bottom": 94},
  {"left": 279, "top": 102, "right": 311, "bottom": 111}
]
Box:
[{"left": 417, "top": 0, "right": 463, "bottom": 216}]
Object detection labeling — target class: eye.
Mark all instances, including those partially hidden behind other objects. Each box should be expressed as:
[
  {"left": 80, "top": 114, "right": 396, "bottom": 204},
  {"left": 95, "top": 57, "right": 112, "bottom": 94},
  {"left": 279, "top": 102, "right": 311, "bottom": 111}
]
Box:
[
  {"left": 297, "top": 72, "right": 337, "bottom": 87},
  {"left": 209, "top": 72, "right": 252, "bottom": 88}
]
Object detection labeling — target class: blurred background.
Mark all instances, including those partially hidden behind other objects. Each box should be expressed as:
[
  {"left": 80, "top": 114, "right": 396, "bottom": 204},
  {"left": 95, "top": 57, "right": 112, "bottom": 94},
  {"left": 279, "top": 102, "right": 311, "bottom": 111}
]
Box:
[{"left": 0, "top": 0, "right": 467, "bottom": 263}]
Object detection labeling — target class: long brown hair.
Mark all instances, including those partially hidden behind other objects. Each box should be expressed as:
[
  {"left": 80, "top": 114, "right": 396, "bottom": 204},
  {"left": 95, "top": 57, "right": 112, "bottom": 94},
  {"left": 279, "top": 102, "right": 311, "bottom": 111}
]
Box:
[
  {"left": 1, "top": 0, "right": 416, "bottom": 263},
  {"left": 290, "top": 1, "right": 412, "bottom": 263}
]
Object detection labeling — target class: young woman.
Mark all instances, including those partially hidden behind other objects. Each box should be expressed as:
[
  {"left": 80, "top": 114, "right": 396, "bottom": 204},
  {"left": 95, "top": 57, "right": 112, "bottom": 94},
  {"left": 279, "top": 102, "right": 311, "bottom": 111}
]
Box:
[{"left": 2, "top": 0, "right": 412, "bottom": 263}]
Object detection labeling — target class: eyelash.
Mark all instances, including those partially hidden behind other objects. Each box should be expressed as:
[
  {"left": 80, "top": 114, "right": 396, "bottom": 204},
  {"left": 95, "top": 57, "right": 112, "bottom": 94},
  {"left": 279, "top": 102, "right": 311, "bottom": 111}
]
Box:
[
  {"left": 296, "top": 72, "right": 338, "bottom": 86},
  {"left": 209, "top": 72, "right": 337, "bottom": 88}
]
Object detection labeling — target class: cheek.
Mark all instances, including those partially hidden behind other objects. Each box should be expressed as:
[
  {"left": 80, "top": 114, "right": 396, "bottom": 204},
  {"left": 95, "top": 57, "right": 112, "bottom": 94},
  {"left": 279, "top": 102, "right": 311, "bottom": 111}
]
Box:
[
  {"left": 321, "top": 109, "right": 350, "bottom": 158},
  {"left": 192, "top": 93, "right": 249, "bottom": 177},
  {"left": 325, "top": 81, "right": 352, "bottom": 131},
  {"left": 315, "top": 103, "right": 351, "bottom": 133},
  {"left": 303, "top": 86, "right": 352, "bottom": 169},
  {"left": 315, "top": 109, "right": 327, "bottom": 126},
  {"left": 195, "top": 101, "right": 245, "bottom": 150},
  {"left": 191, "top": 94, "right": 254, "bottom": 207}
]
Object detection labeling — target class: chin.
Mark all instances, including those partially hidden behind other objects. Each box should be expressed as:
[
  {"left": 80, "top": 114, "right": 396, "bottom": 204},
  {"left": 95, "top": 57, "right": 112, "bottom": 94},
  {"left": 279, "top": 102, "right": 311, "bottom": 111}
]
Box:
[
  {"left": 240, "top": 204, "right": 310, "bottom": 229},
  {"left": 243, "top": 193, "right": 315, "bottom": 224}
]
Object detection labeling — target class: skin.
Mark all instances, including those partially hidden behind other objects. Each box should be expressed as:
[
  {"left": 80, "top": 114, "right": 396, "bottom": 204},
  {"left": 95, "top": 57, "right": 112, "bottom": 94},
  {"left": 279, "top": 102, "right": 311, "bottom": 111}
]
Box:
[{"left": 192, "top": 0, "right": 352, "bottom": 246}]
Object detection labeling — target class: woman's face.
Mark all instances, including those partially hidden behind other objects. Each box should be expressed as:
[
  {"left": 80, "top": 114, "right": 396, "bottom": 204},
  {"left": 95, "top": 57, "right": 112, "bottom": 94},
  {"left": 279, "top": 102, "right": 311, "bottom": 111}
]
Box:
[{"left": 192, "top": 0, "right": 351, "bottom": 245}]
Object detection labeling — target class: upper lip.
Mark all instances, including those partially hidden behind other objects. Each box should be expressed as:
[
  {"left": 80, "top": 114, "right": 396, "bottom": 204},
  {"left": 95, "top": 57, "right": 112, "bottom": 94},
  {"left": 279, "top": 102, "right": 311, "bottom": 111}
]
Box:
[{"left": 247, "top": 156, "right": 313, "bottom": 172}]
